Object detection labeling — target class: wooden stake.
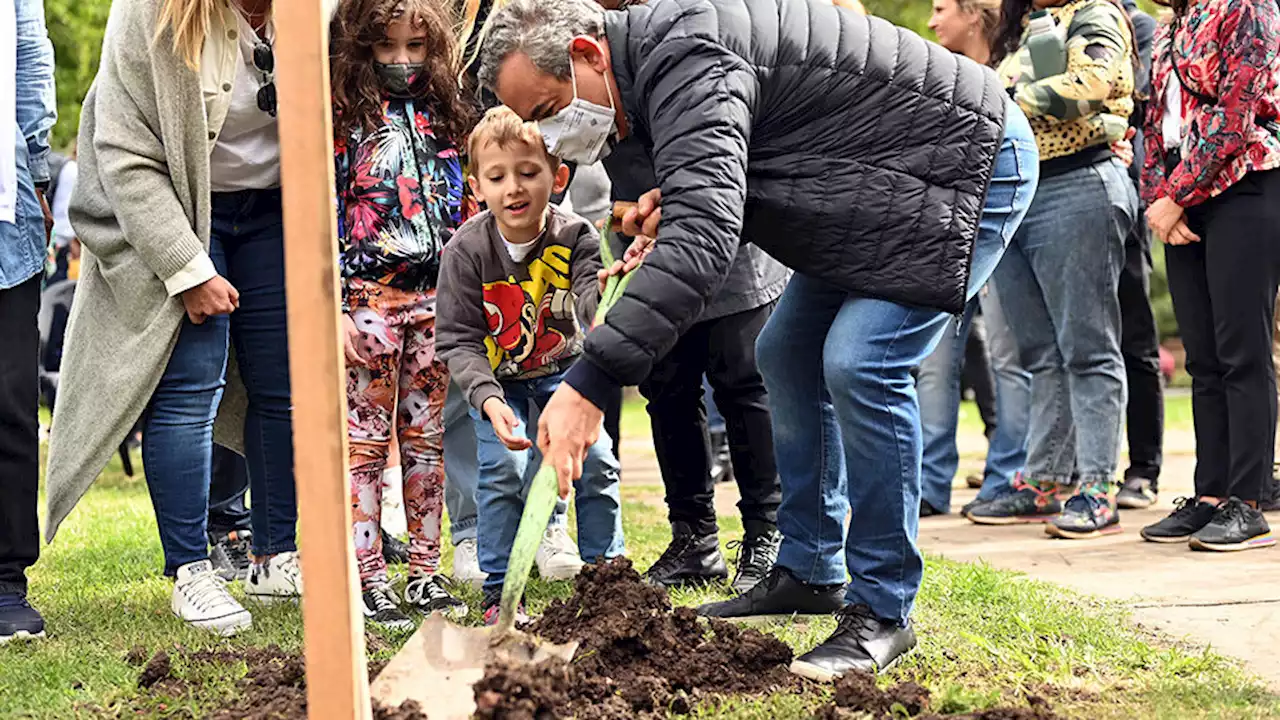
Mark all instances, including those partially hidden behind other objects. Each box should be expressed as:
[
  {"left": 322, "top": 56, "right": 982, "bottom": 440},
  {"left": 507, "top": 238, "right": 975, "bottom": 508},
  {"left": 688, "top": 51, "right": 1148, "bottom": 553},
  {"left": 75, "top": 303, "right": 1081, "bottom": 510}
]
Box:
[{"left": 274, "top": 1, "right": 372, "bottom": 718}]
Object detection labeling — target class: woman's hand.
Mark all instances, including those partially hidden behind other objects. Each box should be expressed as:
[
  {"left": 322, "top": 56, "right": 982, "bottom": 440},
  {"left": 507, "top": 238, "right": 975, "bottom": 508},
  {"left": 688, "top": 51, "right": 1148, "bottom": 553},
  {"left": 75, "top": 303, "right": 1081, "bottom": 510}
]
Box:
[
  {"left": 341, "top": 313, "right": 367, "bottom": 367},
  {"left": 1147, "top": 196, "right": 1197, "bottom": 245},
  {"left": 1111, "top": 127, "right": 1136, "bottom": 168},
  {"left": 614, "top": 188, "right": 661, "bottom": 238},
  {"left": 484, "top": 397, "right": 532, "bottom": 451},
  {"left": 1163, "top": 218, "right": 1201, "bottom": 246},
  {"left": 182, "top": 274, "right": 239, "bottom": 325}
]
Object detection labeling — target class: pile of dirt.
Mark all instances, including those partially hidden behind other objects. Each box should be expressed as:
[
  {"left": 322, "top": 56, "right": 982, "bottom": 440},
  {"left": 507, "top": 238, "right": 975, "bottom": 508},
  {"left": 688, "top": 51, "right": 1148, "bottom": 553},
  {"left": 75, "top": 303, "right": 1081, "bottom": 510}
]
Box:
[
  {"left": 476, "top": 558, "right": 799, "bottom": 718},
  {"left": 813, "top": 671, "right": 1059, "bottom": 720}
]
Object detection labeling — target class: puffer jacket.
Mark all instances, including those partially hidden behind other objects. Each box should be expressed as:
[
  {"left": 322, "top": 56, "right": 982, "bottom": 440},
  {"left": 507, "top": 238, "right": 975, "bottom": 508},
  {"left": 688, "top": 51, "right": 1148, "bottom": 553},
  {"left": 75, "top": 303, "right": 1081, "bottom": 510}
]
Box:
[{"left": 571, "top": 0, "right": 1008, "bottom": 395}]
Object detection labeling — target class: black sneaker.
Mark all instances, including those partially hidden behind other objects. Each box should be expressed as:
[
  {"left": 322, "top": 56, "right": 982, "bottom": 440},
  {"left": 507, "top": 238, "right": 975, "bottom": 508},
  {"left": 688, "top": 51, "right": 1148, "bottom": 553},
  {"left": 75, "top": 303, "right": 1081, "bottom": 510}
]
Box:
[
  {"left": 1140, "top": 497, "right": 1217, "bottom": 543},
  {"left": 0, "top": 594, "right": 45, "bottom": 643},
  {"left": 643, "top": 522, "right": 728, "bottom": 587},
  {"left": 1189, "top": 498, "right": 1276, "bottom": 552},
  {"left": 403, "top": 574, "right": 468, "bottom": 620},
  {"left": 1261, "top": 471, "right": 1280, "bottom": 513},
  {"left": 789, "top": 604, "right": 916, "bottom": 681},
  {"left": 710, "top": 431, "right": 734, "bottom": 485},
  {"left": 965, "top": 482, "right": 1062, "bottom": 525},
  {"left": 1045, "top": 493, "right": 1121, "bottom": 540},
  {"left": 1116, "top": 477, "right": 1158, "bottom": 509},
  {"left": 727, "top": 529, "right": 782, "bottom": 595},
  {"left": 362, "top": 583, "right": 415, "bottom": 633},
  {"left": 919, "top": 500, "right": 945, "bottom": 517},
  {"left": 381, "top": 529, "right": 410, "bottom": 565},
  {"left": 697, "top": 566, "right": 845, "bottom": 621},
  {"left": 209, "top": 530, "right": 253, "bottom": 582}
]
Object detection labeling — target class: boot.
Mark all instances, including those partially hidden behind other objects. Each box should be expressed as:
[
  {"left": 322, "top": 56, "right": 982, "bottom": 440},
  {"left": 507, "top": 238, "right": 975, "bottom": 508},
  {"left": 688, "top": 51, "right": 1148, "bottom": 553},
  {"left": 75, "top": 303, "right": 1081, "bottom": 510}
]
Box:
[{"left": 643, "top": 521, "right": 728, "bottom": 587}]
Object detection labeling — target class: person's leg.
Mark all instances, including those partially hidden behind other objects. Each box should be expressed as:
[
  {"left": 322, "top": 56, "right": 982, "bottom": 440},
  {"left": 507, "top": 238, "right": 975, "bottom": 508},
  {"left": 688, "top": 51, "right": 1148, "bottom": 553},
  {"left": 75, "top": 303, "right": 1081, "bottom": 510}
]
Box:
[
  {"left": 705, "top": 374, "right": 727, "bottom": 434},
  {"left": 397, "top": 297, "right": 450, "bottom": 578},
  {"left": 0, "top": 276, "right": 43, "bottom": 600},
  {"left": 475, "top": 382, "right": 536, "bottom": 602},
  {"left": 916, "top": 305, "right": 975, "bottom": 514},
  {"left": 962, "top": 313, "right": 999, "bottom": 438},
  {"left": 1117, "top": 220, "right": 1165, "bottom": 507},
  {"left": 973, "top": 276, "right": 1030, "bottom": 502},
  {"left": 207, "top": 445, "right": 251, "bottom": 539},
  {"left": 220, "top": 190, "right": 298, "bottom": 562},
  {"left": 443, "top": 381, "right": 480, "bottom": 543},
  {"left": 553, "top": 375, "right": 626, "bottom": 563}
]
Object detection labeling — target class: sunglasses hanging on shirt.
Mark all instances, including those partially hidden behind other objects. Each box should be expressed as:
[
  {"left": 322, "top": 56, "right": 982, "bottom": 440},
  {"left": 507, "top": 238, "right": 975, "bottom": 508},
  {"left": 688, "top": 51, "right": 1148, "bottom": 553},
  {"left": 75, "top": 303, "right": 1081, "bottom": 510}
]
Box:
[{"left": 253, "top": 40, "right": 277, "bottom": 117}]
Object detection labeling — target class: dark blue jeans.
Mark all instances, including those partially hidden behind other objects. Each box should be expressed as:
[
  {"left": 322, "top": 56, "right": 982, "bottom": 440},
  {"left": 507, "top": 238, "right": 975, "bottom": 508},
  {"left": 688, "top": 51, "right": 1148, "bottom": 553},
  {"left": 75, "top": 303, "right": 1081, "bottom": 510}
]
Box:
[{"left": 143, "top": 189, "right": 296, "bottom": 575}]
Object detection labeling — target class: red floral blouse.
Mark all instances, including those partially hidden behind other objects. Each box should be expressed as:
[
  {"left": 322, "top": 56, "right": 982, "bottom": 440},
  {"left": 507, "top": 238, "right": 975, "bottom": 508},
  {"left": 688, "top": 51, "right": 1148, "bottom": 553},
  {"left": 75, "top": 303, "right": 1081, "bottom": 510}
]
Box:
[{"left": 1141, "top": 0, "right": 1280, "bottom": 207}]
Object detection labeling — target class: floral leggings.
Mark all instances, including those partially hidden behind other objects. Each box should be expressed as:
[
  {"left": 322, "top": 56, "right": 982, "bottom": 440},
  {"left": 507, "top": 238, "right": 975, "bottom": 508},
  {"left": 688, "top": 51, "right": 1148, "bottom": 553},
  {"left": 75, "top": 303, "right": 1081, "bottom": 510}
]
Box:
[{"left": 347, "top": 279, "right": 449, "bottom": 587}]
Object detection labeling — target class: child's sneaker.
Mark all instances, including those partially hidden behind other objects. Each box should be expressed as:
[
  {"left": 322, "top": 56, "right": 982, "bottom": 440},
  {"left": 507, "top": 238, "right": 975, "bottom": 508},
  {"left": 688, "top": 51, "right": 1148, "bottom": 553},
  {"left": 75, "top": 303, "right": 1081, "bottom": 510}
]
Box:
[
  {"left": 172, "top": 560, "right": 252, "bottom": 636},
  {"left": 403, "top": 574, "right": 467, "bottom": 620},
  {"left": 244, "top": 551, "right": 303, "bottom": 602},
  {"left": 209, "top": 530, "right": 253, "bottom": 582},
  {"left": 1045, "top": 493, "right": 1122, "bottom": 539},
  {"left": 535, "top": 526, "right": 584, "bottom": 580},
  {"left": 362, "top": 583, "right": 415, "bottom": 632},
  {"left": 0, "top": 593, "right": 46, "bottom": 643},
  {"left": 481, "top": 588, "right": 528, "bottom": 627},
  {"left": 452, "top": 538, "right": 487, "bottom": 588}
]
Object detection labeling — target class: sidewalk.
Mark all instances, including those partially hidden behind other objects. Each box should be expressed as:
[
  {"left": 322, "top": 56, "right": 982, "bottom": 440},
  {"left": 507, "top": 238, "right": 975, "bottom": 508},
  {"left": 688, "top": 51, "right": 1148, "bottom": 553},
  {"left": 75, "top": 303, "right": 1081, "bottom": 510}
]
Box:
[{"left": 619, "top": 431, "right": 1280, "bottom": 691}]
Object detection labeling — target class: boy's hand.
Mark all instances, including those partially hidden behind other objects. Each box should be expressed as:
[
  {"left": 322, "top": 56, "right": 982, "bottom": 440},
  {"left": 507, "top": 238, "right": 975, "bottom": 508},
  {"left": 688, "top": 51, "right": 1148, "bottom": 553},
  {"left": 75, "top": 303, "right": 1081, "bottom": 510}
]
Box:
[
  {"left": 342, "top": 313, "right": 367, "bottom": 367},
  {"left": 614, "top": 188, "right": 661, "bottom": 238},
  {"left": 484, "top": 397, "right": 533, "bottom": 451},
  {"left": 596, "top": 235, "right": 655, "bottom": 293}
]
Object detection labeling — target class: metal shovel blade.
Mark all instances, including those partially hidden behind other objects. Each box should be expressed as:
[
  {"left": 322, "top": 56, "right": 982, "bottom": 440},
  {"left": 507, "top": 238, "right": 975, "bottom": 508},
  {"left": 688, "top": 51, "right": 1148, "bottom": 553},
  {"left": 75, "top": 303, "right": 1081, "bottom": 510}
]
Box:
[{"left": 370, "top": 614, "right": 579, "bottom": 719}]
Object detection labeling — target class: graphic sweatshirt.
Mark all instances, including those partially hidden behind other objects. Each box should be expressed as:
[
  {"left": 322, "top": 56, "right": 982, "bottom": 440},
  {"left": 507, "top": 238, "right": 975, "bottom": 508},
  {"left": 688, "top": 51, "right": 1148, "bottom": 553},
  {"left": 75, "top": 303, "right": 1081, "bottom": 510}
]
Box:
[{"left": 436, "top": 205, "right": 603, "bottom": 411}]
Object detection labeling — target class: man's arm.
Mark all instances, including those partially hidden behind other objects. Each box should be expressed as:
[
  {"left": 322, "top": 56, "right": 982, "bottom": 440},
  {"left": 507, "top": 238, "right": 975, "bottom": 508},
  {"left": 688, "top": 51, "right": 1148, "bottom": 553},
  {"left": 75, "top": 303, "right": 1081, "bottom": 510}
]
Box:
[
  {"left": 564, "top": 34, "right": 757, "bottom": 409},
  {"left": 15, "top": 0, "right": 56, "bottom": 188}
]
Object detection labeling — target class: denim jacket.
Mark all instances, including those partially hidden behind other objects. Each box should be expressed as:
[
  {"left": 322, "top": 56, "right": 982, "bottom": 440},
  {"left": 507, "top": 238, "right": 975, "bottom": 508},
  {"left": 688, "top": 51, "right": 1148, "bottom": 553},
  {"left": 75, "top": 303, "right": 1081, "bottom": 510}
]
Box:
[{"left": 0, "top": 0, "right": 56, "bottom": 290}]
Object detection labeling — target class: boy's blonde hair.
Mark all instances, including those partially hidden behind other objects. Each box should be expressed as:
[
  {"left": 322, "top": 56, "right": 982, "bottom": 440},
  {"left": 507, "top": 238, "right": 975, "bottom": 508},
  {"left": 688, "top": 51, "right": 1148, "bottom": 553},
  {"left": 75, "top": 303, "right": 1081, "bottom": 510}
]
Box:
[{"left": 467, "top": 106, "right": 561, "bottom": 169}]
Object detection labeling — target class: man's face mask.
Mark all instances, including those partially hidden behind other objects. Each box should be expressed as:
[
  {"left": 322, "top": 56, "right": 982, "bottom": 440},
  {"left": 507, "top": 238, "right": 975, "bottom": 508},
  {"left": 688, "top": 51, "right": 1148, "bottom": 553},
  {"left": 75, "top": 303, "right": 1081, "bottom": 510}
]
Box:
[
  {"left": 375, "top": 62, "right": 423, "bottom": 98},
  {"left": 537, "top": 55, "right": 616, "bottom": 165}
]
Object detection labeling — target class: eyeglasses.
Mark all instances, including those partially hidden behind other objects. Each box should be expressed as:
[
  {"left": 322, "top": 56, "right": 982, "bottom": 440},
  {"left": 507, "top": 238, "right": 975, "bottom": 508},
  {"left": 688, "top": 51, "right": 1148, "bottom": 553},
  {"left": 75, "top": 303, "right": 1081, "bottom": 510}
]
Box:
[{"left": 253, "top": 41, "right": 277, "bottom": 117}]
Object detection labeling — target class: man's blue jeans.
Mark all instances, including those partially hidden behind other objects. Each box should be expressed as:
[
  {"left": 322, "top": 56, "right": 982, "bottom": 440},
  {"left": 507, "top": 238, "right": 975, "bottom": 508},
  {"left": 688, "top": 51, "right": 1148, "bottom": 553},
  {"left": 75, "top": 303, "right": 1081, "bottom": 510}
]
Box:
[
  {"left": 993, "top": 158, "right": 1136, "bottom": 491},
  {"left": 918, "top": 276, "right": 1030, "bottom": 512},
  {"left": 759, "top": 105, "right": 1038, "bottom": 625},
  {"left": 471, "top": 372, "right": 625, "bottom": 594},
  {"left": 143, "top": 190, "right": 297, "bottom": 575}
]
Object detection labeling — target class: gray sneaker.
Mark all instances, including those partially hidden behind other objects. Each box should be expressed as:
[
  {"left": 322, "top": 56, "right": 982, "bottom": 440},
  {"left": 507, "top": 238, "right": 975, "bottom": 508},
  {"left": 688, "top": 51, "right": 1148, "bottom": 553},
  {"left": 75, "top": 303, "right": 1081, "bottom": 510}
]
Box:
[
  {"left": 209, "top": 530, "right": 252, "bottom": 582},
  {"left": 1116, "top": 477, "right": 1157, "bottom": 510}
]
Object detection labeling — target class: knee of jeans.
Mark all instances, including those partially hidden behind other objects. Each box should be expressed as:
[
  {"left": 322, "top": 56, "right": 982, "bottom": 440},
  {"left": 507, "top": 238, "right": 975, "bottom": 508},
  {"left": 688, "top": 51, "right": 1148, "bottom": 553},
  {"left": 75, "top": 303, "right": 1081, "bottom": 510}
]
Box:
[
  {"left": 577, "top": 445, "right": 621, "bottom": 495},
  {"left": 821, "top": 348, "right": 881, "bottom": 398},
  {"left": 477, "top": 450, "right": 525, "bottom": 492},
  {"left": 755, "top": 324, "right": 791, "bottom": 387}
]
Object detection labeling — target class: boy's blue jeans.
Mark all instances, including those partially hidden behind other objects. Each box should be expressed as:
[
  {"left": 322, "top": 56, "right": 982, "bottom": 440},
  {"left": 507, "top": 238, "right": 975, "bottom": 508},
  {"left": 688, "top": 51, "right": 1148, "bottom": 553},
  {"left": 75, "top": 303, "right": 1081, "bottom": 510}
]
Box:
[
  {"left": 758, "top": 105, "right": 1039, "bottom": 625},
  {"left": 472, "top": 372, "right": 625, "bottom": 595}
]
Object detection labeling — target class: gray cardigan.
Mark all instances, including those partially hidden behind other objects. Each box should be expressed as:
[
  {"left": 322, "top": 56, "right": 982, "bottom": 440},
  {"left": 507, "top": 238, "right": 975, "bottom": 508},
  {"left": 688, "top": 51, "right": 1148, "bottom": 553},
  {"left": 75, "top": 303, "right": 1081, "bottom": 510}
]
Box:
[{"left": 44, "top": 0, "right": 250, "bottom": 541}]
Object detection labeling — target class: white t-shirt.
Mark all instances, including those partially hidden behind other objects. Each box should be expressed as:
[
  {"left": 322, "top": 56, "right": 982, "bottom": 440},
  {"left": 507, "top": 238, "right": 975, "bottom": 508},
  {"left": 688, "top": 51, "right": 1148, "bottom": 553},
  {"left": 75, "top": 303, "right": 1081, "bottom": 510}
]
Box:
[
  {"left": 208, "top": 12, "right": 280, "bottom": 192},
  {"left": 499, "top": 226, "right": 544, "bottom": 262},
  {"left": 1162, "top": 73, "right": 1185, "bottom": 152}
]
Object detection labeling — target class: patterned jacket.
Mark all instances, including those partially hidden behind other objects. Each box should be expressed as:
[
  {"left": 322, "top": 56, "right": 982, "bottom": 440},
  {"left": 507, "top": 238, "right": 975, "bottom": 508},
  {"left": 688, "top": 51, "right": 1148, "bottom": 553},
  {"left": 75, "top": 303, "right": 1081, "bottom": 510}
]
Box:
[
  {"left": 1140, "top": 0, "right": 1280, "bottom": 207},
  {"left": 997, "top": 0, "right": 1135, "bottom": 163}
]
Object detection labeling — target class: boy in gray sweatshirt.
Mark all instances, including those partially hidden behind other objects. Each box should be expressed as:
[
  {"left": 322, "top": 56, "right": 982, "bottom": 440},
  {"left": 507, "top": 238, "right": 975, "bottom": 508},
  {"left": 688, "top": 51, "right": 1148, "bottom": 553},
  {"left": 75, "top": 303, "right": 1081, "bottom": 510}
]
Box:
[{"left": 436, "top": 107, "right": 625, "bottom": 622}]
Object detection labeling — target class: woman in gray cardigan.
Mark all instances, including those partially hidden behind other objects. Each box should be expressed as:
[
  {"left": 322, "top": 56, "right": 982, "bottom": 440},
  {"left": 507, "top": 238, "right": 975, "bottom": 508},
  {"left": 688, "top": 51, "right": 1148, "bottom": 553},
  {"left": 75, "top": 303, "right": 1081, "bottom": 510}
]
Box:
[{"left": 45, "top": 0, "right": 312, "bottom": 636}]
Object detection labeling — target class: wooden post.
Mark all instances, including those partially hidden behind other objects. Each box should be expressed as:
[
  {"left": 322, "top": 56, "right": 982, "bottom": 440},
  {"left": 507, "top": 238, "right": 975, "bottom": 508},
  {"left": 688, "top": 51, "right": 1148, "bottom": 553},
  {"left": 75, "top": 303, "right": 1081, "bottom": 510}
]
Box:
[{"left": 274, "top": 1, "right": 372, "bottom": 718}]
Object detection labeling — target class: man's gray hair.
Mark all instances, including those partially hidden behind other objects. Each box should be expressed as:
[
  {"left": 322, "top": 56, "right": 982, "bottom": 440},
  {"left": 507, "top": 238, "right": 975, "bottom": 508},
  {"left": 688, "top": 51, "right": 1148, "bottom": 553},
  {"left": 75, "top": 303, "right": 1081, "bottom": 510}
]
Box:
[{"left": 477, "top": 0, "right": 606, "bottom": 91}]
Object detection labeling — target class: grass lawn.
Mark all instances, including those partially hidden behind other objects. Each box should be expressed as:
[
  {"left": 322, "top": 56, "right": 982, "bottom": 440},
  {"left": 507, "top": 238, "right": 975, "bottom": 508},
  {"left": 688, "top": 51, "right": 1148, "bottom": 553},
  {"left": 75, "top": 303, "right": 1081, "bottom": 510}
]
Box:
[{"left": 4, "top": 391, "right": 1267, "bottom": 719}]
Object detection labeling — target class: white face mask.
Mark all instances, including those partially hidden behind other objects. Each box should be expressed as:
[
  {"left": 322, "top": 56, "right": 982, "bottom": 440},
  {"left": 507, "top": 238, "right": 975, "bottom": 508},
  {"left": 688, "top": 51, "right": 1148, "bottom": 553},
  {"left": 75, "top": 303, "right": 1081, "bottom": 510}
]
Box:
[{"left": 537, "top": 57, "right": 617, "bottom": 165}]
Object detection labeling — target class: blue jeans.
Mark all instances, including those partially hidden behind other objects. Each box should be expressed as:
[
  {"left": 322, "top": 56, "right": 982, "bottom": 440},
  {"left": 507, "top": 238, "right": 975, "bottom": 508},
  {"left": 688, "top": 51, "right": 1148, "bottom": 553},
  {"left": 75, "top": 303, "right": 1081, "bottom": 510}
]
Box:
[
  {"left": 704, "top": 375, "right": 726, "bottom": 434},
  {"left": 918, "top": 275, "right": 1031, "bottom": 511},
  {"left": 994, "top": 158, "right": 1136, "bottom": 491},
  {"left": 443, "top": 380, "right": 567, "bottom": 544},
  {"left": 472, "top": 372, "right": 625, "bottom": 593},
  {"left": 759, "top": 105, "right": 1037, "bottom": 624},
  {"left": 143, "top": 189, "right": 297, "bottom": 575}
]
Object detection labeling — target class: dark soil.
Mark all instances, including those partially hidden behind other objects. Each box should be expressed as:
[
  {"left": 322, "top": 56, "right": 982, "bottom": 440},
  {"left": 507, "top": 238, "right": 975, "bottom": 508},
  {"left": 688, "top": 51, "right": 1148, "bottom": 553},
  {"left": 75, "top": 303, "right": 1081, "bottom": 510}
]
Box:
[{"left": 813, "top": 671, "right": 1059, "bottom": 720}]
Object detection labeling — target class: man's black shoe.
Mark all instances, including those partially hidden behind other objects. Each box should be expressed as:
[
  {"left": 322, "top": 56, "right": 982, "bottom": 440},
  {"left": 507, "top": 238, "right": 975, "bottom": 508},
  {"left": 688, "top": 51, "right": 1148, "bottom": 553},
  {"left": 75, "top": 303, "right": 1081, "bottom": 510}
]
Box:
[
  {"left": 1189, "top": 498, "right": 1276, "bottom": 552},
  {"left": 0, "top": 594, "right": 46, "bottom": 644},
  {"left": 643, "top": 522, "right": 728, "bottom": 587},
  {"left": 382, "top": 529, "right": 411, "bottom": 565},
  {"left": 789, "top": 604, "right": 916, "bottom": 681},
  {"left": 710, "top": 431, "right": 734, "bottom": 485},
  {"left": 1139, "top": 497, "right": 1216, "bottom": 543},
  {"left": 697, "top": 566, "right": 845, "bottom": 621},
  {"left": 727, "top": 528, "right": 782, "bottom": 595}
]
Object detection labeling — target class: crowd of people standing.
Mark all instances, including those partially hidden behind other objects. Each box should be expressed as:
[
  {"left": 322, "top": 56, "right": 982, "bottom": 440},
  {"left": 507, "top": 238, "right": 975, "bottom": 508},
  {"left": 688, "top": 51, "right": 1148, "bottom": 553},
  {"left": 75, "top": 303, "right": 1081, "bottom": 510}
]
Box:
[{"left": 2, "top": 0, "right": 1278, "bottom": 685}]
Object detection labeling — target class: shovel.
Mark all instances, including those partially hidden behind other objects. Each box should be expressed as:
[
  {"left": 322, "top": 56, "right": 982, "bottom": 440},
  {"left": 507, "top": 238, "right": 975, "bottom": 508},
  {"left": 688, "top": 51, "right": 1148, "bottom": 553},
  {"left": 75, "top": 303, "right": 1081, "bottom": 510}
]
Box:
[{"left": 370, "top": 214, "right": 641, "bottom": 717}]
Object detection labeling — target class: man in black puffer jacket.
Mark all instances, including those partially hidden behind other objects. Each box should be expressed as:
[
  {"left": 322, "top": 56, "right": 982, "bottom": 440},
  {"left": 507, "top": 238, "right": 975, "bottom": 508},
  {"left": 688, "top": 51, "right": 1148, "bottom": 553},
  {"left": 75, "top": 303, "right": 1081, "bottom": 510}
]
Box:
[{"left": 479, "top": 0, "right": 1038, "bottom": 677}]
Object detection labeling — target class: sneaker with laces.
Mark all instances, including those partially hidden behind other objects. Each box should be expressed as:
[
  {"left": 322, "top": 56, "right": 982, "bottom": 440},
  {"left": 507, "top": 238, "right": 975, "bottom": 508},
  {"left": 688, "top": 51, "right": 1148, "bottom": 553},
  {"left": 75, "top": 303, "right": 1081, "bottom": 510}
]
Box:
[
  {"left": 965, "top": 477, "right": 1062, "bottom": 525},
  {"left": 381, "top": 530, "right": 410, "bottom": 566},
  {"left": 480, "top": 588, "right": 528, "bottom": 627},
  {"left": 697, "top": 566, "right": 845, "bottom": 621},
  {"left": 789, "top": 604, "right": 916, "bottom": 681},
  {"left": 1189, "top": 498, "right": 1276, "bottom": 552},
  {"left": 452, "top": 538, "right": 487, "bottom": 588},
  {"left": 362, "top": 583, "right": 415, "bottom": 632},
  {"left": 535, "top": 525, "right": 585, "bottom": 581},
  {"left": 244, "top": 551, "right": 303, "bottom": 602},
  {"left": 1116, "top": 477, "right": 1158, "bottom": 509},
  {"left": 0, "top": 593, "right": 46, "bottom": 643},
  {"left": 173, "top": 560, "right": 252, "bottom": 636},
  {"left": 1140, "top": 497, "right": 1217, "bottom": 543},
  {"left": 643, "top": 521, "right": 728, "bottom": 587},
  {"left": 728, "top": 528, "right": 782, "bottom": 595},
  {"left": 404, "top": 574, "right": 468, "bottom": 620},
  {"left": 1045, "top": 493, "right": 1122, "bottom": 539},
  {"left": 209, "top": 530, "right": 253, "bottom": 582}
]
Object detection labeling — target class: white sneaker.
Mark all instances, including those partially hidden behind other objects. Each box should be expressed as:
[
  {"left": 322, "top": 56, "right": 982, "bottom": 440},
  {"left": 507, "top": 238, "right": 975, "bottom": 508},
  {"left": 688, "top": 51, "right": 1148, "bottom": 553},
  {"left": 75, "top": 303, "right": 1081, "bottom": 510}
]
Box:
[
  {"left": 172, "top": 560, "right": 252, "bottom": 636},
  {"left": 535, "top": 525, "right": 584, "bottom": 581},
  {"left": 244, "top": 551, "right": 303, "bottom": 602},
  {"left": 452, "top": 538, "right": 487, "bottom": 588}
]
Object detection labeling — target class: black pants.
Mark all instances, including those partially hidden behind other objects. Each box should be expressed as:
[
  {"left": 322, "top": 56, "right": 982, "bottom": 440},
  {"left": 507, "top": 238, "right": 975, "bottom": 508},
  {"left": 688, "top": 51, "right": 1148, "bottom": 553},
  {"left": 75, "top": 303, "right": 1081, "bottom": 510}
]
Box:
[
  {"left": 1166, "top": 169, "right": 1280, "bottom": 502},
  {"left": 961, "top": 312, "right": 997, "bottom": 437},
  {"left": 639, "top": 303, "right": 781, "bottom": 539},
  {"left": 208, "top": 444, "right": 252, "bottom": 542},
  {"left": 1119, "top": 221, "right": 1165, "bottom": 484},
  {"left": 0, "top": 276, "right": 41, "bottom": 596}
]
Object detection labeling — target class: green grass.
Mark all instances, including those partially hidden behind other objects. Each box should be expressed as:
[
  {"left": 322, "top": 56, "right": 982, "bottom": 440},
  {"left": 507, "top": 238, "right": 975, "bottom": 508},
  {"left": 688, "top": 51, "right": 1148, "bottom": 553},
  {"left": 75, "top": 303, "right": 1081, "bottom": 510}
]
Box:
[{"left": 2, "top": 398, "right": 1267, "bottom": 719}]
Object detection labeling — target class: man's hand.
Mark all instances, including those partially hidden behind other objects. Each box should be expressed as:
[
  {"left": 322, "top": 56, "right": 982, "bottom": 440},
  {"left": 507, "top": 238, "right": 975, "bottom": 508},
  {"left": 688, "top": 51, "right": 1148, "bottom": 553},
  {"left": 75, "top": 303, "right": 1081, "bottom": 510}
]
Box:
[
  {"left": 615, "top": 188, "right": 661, "bottom": 238},
  {"left": 182, "top": 274, "right": 240, "bottom": 325},
  {"left": 35, "top": 189, "right": 53, "bottom": 243},
  {"left": 1147, "top": 196, "right": 1197, "bottom": 245},
  {"left": 537, "top": 383, "right": 603, "bottom": 499},
  {"left": 342, "top": 313, "right": 367, "bottom": 367},
  {"left": 484, "top": 397, "right": 533, "bottom": 451},
  {"left": 597, "top": 234, "right": 655, "bottom": 293}
]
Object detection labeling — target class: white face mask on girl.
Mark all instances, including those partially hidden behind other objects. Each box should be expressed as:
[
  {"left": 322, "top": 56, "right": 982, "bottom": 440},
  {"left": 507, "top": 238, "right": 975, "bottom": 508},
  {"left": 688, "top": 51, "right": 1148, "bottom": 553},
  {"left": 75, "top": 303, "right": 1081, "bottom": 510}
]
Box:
[{"left": 537, "top": 57, "right": 617, "bottom": 165}]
